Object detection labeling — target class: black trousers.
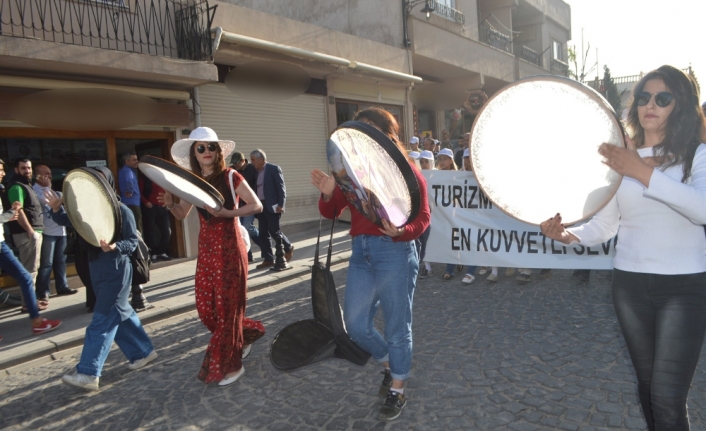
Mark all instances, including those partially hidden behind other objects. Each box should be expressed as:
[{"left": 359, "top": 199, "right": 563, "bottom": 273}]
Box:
[
  {"left": 143, "top": 205, "right": 171, "bottom": 256},
  {"left": 255, "top": 211, "right": 291, "bottom": 262},
  {"left": 612, "top": 269, "right": 706, "bottom": 431}
]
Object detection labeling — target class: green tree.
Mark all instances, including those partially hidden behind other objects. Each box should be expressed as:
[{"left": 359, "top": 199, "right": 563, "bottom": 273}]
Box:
[{"left": 603, "top": 65, "right": 621, "bottom": 113}]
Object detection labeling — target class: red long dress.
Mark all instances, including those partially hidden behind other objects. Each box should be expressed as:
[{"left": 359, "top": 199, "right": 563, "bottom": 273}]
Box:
[{"left": 195, "top": 169, "right": 265, "bottom": 383}]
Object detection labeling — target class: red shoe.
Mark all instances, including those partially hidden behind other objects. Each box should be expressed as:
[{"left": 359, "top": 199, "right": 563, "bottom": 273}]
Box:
[{"left": 32, "top": 318, "right": 62, "bottom": 335}]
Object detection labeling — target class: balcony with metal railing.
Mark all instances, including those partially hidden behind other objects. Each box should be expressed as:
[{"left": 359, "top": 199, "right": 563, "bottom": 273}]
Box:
[
  {"left": 515, "top": 44, "right": 541, "bottom": 67},
  {"left": 478, "top": 24, "right": 511, "bottom": 54},
  {"left": 429, "top": 0, "right": 465, "bottom": 24},
  {"left": 0, "top": 0, "right": 217, "bottom": 61},
  {"left": 551, "top": 58, "right": 569, "bottom": 76}
]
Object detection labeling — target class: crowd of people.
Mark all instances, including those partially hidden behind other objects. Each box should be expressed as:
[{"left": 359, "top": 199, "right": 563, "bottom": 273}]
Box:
[{"left": 0, "top": 65, "right": 704, "bottom": 428}]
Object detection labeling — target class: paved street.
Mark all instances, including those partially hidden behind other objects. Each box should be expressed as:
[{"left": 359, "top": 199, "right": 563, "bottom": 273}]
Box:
[{"left": 2, "top": 266, "right": 706, "bottom": 431}]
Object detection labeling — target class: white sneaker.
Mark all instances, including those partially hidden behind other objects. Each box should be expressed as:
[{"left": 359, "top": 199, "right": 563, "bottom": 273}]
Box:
[
  {"left": 505, "top": 268, "right": 516, "bottom": 277},
  {"left": 242, "top": 344, "right": 252, "bottom": 359},
  {"left": 218, "top": 367, "right": 245, "bottom": 387},
  {"left": 462, "top": 274, "right": 474, "bottom": 284},
  {"left": 62, "top": 372, "right": 99, "bottom": 391},
  {"left": 478, "top": 267, "right": 488, "bottom": 275},
  {"left": 487, "top": 273, "right": 498, "bottom": 282},
  {"left": 128, "top": 350, "right": 158, "bottom": 370}
]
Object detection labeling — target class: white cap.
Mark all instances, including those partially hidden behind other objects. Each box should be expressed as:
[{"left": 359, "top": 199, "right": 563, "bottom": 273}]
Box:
[
  {"left": 419, "top": 150, "right": 434, "bottom": 161},
  {"left": 438, "top": 148, "right": 454, "bottom": 158},
  {"left": 409, "top": 136, "right": 419, "bottom": 145},
  {"left": 463, "top": 148, "right": 470, "bottom": 157},
  {"left": 409, "top": 151, "right": 420, "bottom": 159}
]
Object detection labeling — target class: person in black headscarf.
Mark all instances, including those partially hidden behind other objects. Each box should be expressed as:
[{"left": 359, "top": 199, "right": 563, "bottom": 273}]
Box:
[{"left": 45, "top": 166, "right": 157, "bottom": 391}]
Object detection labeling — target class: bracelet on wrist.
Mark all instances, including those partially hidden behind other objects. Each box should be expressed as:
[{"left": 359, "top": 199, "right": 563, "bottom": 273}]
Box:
[{"left": 166, "top": 203, "right": 176, "bottom": 210}]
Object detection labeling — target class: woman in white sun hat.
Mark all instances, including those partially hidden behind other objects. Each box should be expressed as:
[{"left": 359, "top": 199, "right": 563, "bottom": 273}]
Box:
[{"left": 159, "top": 127, "right": 265, "bottom": 387}]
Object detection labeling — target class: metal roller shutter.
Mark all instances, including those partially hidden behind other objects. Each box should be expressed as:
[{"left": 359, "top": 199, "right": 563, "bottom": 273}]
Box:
[{"left": 198, "top": 83, "right": 328, "bottom": 224}]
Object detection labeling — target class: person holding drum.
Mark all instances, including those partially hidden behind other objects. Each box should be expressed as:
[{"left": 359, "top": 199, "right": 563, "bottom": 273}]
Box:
[
  {"left": 541, "top": 65, "right": 706, "bottom": 430},
  {"left": 159, "top": 127, "right": 265, "bottom": 387},
  {"left": 311, "top": 107, "right": 430, "bottom": 421},
  {"left": 46, "top": 167, "right": 157, "bottom": 391}
]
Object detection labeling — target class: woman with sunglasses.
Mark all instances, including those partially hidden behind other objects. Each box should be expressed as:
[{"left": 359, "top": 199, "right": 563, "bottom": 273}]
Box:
[
  {"left": 160, "top": 127, "right": 264, "bottom": 387},
  {"left": 311, "top": 108, "right": 430, "bottom": 421},
  {"left": 541, "top": 65, "right": 706, "bottom": 430}
]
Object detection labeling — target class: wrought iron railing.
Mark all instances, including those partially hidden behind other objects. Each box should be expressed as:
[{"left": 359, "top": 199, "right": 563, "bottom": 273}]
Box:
[
  {"left": 478, "top": 24, "right": 511, "bottom": 53},
  {"left": 0, "top": 0, "right": 217, "bottom": 60},
  {"left": 515, "top": 44, "right": 540, "bottom": 66},
  {"left": 550, "top": 58, "right": 569, "bottom": 76},
  {"left": 429, "top": 0, "right": 465, "bottom": 24}
]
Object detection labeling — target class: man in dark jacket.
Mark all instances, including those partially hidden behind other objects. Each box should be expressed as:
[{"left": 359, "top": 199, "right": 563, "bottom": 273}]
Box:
[
  {"left": 250, "top": 149, "right": 293, "bottom": 268},
  {"left": 8, "top": 159, "right": 44, "bottom": 296}
]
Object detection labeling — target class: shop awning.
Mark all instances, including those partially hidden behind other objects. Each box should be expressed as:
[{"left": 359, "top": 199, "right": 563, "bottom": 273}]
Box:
[{"left": 211, "top": 27, "right": 423, "bottom": 84}]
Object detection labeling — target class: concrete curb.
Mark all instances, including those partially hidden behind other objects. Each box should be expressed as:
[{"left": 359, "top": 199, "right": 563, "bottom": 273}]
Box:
[{"left": 0, "top": 251, "right": 351, "bottom": 374}]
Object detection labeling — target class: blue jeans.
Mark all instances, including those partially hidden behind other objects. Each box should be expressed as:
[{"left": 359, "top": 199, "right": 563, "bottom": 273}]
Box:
[
  {"left": 37, "top": 235, "right": 68, "bottom": 298},
  {"left": 0, "top": 241, "right": 39, "bottom": 318},
  {"left": 77, "top": 307, "right": 154, "bottom": 377},
  {"left": 445, "top": 264, "right": 477, "bottom": 276},
  {"left": 344, "top": 235, "right": 418, "bottom": 381}
]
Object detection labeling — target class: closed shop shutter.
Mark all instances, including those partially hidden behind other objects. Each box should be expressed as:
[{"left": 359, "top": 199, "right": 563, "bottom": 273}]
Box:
[{"left": 198, "top": 83, "right": 329, "bottom": 224}]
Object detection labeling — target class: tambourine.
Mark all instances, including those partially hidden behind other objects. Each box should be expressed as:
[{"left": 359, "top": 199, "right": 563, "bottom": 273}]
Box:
[
  {"left": 327, "top": 121, "right": 420, "bottom": 227},
  {"left": 470, "top": 75, "right": 625, "bottom": 225},
  {"left": 138, "top": 155, "right": 224, "bottom": 210},
  {"left": 63, "top": 168, "right": 121, "bottom": 248}
]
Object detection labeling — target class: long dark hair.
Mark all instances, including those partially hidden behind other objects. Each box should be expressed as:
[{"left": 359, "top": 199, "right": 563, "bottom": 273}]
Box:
[
  {"left": 353, "top": 107, "right": 411, "bottom": 162},
  {"left": 189, "top": 141, "right": 227, "bottom": 190},
  {"left": 626, "top": 65, "right": 706, "bottom": 182}
]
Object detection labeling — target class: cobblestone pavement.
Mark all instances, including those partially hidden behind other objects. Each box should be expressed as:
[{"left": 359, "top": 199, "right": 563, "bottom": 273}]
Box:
[{"left": 2, "top": 266, "right": 706, "bottom": 431}]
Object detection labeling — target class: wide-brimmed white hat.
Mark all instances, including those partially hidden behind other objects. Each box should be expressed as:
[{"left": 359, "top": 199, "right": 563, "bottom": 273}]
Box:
[{"left": 171, "top": 127, "right": 236, "bottom": 169}]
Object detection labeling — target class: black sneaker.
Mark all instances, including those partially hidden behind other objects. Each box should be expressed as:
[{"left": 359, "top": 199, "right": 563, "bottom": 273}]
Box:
[
  {"left": 131, "top": 295, "right": 155, "bottom": 312},
  {"left": 418, "top": 268, "right": 429, "bottom": 279},
  {"left": 378, "top": 390, "right": 406, "bottom": 421},
  {"left": 378, "top": 369, "right": 393, "bottom": 398}
]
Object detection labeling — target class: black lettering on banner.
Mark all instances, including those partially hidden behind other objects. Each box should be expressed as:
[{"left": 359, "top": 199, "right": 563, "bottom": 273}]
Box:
[
  {"left": 477, "top": 229, "right": 488, "bottom": 251},
  {"left": 479, "top": 190, "right": 492, "bottom": 209},
  {"left": 527, "top": 232, "right": 538, "bottom": 254},
  {"left": 502, "top": 230, "right": 514, "bottom": 252},
  {"left": 574, "top": 244, "right": 585, "bottom": 255},
  {"left": 513, "top": 231, "right": 527, "bottom": 253},
  {"left": 432, "top": 185, "right": 441, "bottom": 207},
  {"left": 541, "top": 234, "right": 548, "bottom": 254},
  {"left": 442, "top": 186, "right": 452, "bottom": 207},
  {"left": 460, "top": 228, "right": 471, "bottom": 250},
  {"left": 463, "top": 180, "right": 468, "bottom": 209},
  {"left": 490, "top": 229, "right": 501, "bottom": 252},
  {"left": 467, "top": 186, "right": 478, "bottom": 209},
  {"left": 550, "top": 239, "right": 563, "bottom": 254},
  {"left": 451, "top": 228, "right": 461, "bottom": 250},
  {"left": 586, "top": 246, "right": 599, "bottom": 255},
  {"left": 452, "top": 185, "right": 463, "bottom": 207},
  {"left": 602, "top": 236, "right": 617, "bottom": 254}
]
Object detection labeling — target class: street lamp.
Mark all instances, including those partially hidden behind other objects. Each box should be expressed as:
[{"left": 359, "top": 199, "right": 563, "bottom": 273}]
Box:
[{"left": 402, "top": 0, "right": 435, "bottom": 48}]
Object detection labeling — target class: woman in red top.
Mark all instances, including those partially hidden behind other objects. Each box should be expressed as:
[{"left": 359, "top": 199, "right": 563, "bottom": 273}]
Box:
[
  {"left": 311, "top": 108, "right": 430, "bottom": 421},
  {"left": 160, "top": 127, "right": 264, "bottom": 387}
]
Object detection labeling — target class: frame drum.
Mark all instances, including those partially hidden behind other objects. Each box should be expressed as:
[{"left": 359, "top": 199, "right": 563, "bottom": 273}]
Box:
[
  {"left": 63, "top": 168, "right": 121, "bottom": 248},
  {"left": 327, "top": 121, "right": 420, "bottom": 227},
  {"left": 470, "top": 75, "right": 625, "bottom": 225},
  {"left": 138, "top": 155, "right": 224, "bottom": 210}
]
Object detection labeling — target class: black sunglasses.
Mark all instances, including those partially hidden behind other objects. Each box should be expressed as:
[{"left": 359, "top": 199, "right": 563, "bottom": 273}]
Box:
[
  {"left": 636, "top": 91, "right": 674, "bottom": 108},
  {"left": 195, "top": 143, "right": 218, "bottom": 154}
]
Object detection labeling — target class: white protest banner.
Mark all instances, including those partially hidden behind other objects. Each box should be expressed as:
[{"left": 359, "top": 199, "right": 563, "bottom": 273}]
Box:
[{"left": 423, "top": 171, "right": 616, "bottom": 269}]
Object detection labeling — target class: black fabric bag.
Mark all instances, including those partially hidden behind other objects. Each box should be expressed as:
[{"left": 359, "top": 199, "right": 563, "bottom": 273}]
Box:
[
  {"left": 63, "top": 227, "right": 78, "bottom": 256},
  {"left": 131, "top": 231, "right": 151, "bottom": 284},
  {"left": 270, "top": 215, "right": 370, "bottom": 371}
]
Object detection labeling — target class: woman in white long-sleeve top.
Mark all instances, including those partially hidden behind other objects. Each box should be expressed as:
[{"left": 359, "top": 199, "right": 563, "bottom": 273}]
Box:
[{"left": 542, "top": 65, "right": 706, "bottom": 431}]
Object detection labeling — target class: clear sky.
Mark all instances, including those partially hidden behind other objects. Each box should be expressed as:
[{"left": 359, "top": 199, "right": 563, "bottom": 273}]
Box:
[{"left": 565, "top": 0, "right": 706, "bottom": 102}]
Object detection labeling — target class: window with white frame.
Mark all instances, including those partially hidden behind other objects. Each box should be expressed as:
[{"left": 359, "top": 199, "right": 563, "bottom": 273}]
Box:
[{"left": 553, "top": 40, "right": 564, "bottom": 61}]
